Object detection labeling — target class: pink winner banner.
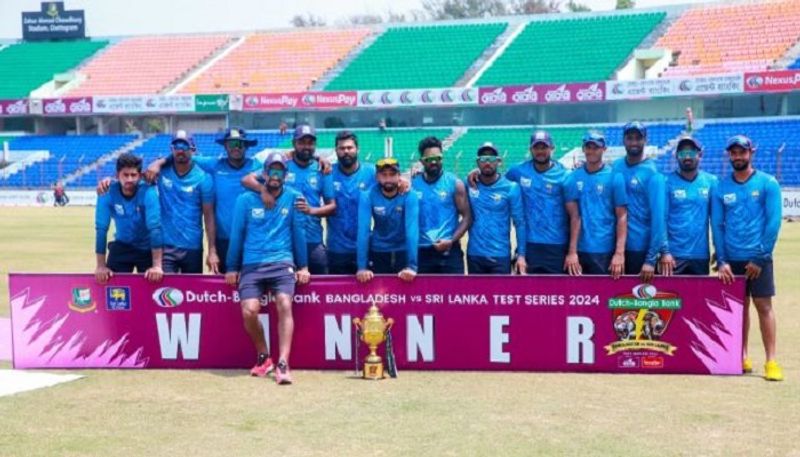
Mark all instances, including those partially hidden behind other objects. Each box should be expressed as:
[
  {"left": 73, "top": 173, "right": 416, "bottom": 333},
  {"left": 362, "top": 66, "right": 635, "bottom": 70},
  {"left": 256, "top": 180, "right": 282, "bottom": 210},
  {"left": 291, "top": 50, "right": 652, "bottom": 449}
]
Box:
[{"left": 9, "top": 274, "right": 744, "bottom": 374}]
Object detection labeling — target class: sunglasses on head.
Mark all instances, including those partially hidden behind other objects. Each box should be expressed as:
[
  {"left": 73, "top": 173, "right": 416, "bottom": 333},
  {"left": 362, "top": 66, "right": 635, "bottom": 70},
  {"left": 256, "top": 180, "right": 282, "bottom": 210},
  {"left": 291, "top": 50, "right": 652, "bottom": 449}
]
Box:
[
  {"left": 676, "top": 149, "right": 699, "bottom": 159},
  {"left": 421, "top": 155, "right": 443, "bottom": 164}
]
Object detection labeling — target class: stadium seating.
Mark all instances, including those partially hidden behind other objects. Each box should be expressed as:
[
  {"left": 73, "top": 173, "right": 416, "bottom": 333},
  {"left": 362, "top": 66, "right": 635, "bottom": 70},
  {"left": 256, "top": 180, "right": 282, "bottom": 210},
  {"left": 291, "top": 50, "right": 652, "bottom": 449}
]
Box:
[
  {"left": 68, "top": 36, "right": 232, "bottom": 96},
  {"left": 477, "top": 13, "right": 665, "bottom": 85},
  {"left": 0, "top": 40, "right": 108, "bottom": 98},
  {"left": 656, "top": 119, "right": 800, "bottom": 186},
  {"left": 325, "top": 24, "right": 506, "bottom": 90},
  {"left": 0, "top": 135, "right": 136, "bottom": 188},
  {"left": 657, "top": 0, "right": 800, "bottom": 77},
  {"left": 179, "top": 29, "right": 371, "bottom": 94}
]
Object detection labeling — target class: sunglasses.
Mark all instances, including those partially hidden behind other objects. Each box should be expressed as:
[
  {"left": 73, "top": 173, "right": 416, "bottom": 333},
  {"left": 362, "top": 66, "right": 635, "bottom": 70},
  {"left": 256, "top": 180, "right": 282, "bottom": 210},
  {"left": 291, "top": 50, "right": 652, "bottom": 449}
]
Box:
[
  {"left": 267, "top": 168, "right": 286, "bottom": 179},
  {"left": 172, "top": 142, "right": 192, "bottom": 152},
  {"left": 477, "top": 155, "right": 500, "bottom": 163},
  {"left": 226, "top": 139, "right": 246, "bottom": 149},
  {"left": 676, "top": 149, "right": 699, "bottom": 159},
  {"left": 421, "top": 155, "right": 443, "bottom": 164},
  {"left": 376, "top": 157, "right": 399, "bottom": 168}
]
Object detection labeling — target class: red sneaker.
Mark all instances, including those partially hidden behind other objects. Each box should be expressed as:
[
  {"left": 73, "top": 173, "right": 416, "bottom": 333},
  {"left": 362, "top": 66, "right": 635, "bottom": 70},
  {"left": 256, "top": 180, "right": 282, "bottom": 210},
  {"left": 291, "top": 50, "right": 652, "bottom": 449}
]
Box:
[
  {"left": 275, "top": 360, "right": 293, "bottom": 385},
  {"left": 250, "top": 357, "right": 274, "bottom": 377}
]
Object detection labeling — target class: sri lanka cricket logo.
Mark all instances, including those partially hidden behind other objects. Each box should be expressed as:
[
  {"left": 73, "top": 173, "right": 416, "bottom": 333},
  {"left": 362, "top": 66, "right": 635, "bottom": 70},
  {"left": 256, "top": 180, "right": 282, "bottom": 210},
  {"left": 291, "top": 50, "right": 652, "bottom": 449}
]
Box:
[{"left": 605, "top": 284, "right": 680, "bottom": 356}]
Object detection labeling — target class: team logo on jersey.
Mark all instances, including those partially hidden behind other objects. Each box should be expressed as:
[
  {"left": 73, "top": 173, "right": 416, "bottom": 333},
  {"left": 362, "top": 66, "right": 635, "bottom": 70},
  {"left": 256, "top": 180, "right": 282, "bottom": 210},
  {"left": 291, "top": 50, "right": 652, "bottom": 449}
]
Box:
[
  {"left": 358, "top": 182, "right": 366, "bottom": 190},
  {"left": 251, "top": 208, "right": 265, "bottom": 219},
  {"left": 114, "top": 204, "right": 125, "bottom": 215},
  {"left": 576, "top": 181, "right": 584, "bottom": 191},
  {"left": 605, "top": 284, "right": 681, "bottom": 362},
  {"left": 395, "top": 206, "right": 404, "bottom": 213},
  {"left": 374, "top": 206, "right": 386, "bottom": 215},
  {"left": 491, "top": 193, "right": 503, "bottom": 202},
  {"left": 69, "top": 287, "right": 96, "bottom": 313},
  {"left": 105, "top": 287, "right": 131, "bottom": 311},
  {"left": 415, "top": 191, "right": 423, "bottom": 199},
  {"left": 333, "top": 181, "right": 342, "bottom": 192},
  {"left": 723, "top": 193, "right": 737, "bottom": 205},
  {"left": 162, "top": 177, "right": 173, "bottom": 188},
  {"left": 751, "top": 190, "right": 760, "bottom": 199},
  {"left": 699, "top": 187, "right": 709, "bottom": 198},
  {"left": 545, "top": 183, "right": 553, "bottom": 193},
  {"left": 152, "top": 287, "right": 184, "bottom": 308},
  {"left": 469, "top": 188, "right": 480, "bottom": 198},
  {"left": 630, "top": 177, "right": 639, "bottom": 187},
  {"left": 673, "top": 189, "right": 686, "bottom": 199},
  {"left": 281, "top": 208, "right": 289, "bottom": 216},
  {"left": 437, "top": 190, "right": 448, "bottom": 200},
  {"left": 309, "top": 176, "right": 318, "bottom": 188},
  {"left": 596, "top": 184, "right": 605, "bottom": 194},
  {"left": 519, "top": 177, "right": 532, "bottom": 188},
  {"left": 181, "top": 185, "right": 194, "bottom": 194},
  {"left": 285, "top": 173, "right": 296, "bottom": 183}
]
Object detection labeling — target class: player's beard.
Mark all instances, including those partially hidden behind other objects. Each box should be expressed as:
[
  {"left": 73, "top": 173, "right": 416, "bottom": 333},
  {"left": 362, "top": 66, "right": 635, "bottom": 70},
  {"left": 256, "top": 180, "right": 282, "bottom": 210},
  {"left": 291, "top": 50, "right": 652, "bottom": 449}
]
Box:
[
  {"left": 381, "top": 182, "right": 398, "bottom": 193},
  {"left": 174, "top": 152, "right": 190, "bottom": 164},
  {"left": 625, "top": 146, "right": 643, "bottom": 157},
  {"left": 533, "top": 154, "right": 550, "bottom": 165},
  {"left": 295, "top": 148, "right": 314, "bottom": 163},
  {"left": 338, "top": 154, "right": 356, "bottom": 168},
  {"left": 679, "top": 159, "right": 698, "bottom": 172},
  {"left": 731, "top": 159, "right": 749, "bottom": 171}
]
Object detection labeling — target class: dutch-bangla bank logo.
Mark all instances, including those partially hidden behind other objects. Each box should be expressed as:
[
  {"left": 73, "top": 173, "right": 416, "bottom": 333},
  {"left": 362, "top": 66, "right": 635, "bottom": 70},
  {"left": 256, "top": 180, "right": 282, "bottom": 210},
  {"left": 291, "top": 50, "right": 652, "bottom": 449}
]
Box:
[
  {"left": 152, "top": 287, "right": 184, "bottom": 308},
  {"left": 152, "top": 287, "right": 237, "bottom": 307}
]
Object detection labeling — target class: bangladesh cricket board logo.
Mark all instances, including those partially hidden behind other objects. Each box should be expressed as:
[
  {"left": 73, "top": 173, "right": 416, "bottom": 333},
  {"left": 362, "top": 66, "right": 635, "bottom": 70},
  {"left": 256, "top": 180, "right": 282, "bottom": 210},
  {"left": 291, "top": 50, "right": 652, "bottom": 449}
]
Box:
[
  {"left": 605, "top": 284, "right": 680, "bottom": 357},
  {"left": 68, "top": 287, "right": 96, "bottom": 313}
]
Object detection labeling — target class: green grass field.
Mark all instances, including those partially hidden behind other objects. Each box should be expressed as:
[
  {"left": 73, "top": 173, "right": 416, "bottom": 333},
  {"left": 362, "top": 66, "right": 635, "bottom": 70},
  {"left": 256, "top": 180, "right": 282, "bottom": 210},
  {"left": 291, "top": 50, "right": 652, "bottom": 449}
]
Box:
[{"left": 1, "top": 207, "right": 798, "bottom": 456}]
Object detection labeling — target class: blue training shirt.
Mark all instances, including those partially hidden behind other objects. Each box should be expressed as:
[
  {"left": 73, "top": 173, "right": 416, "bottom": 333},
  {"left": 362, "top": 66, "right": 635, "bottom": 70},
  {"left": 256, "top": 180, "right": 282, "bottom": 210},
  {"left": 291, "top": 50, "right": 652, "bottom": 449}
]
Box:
[
  {"left": 711, "top": 170, "right": 782, "bottom": 267},
  {"left": 412, "top": 172, "right": 461, "bottom": 247},
  {"left": 285, "top": 159, "right": 335, "bottom": 245},
  {"left": 226, "top": 188, "right": 308, "bottom": 271},
  {"left": 612, "top": 157, "right": 666, "bottom": 265},
  {"left": 327, "top": 162, "right": 376, "bottom": 254},
  {"left": 194, "top": 155, "right": 262, "bottom": 241},
  {"left": 95, "top": 181, "right": 162, "bottom": 254},
  {"left": 506, "top": 160, "right": 569, "bottom": 246},
  {"left": 356, "top": 186, "right": 420, "bottom": 271},
  {"left": 664, "top": 171, "right": 718, "bottom": 260},
  {"left": 565, "top": 165, "right": 628, "bottom": 254},
  {"left": 467, "top": 176, "right": 526, "bottom": 258},
  {"left": 157, "top": 164, "right": 214, "bottom": 250}
]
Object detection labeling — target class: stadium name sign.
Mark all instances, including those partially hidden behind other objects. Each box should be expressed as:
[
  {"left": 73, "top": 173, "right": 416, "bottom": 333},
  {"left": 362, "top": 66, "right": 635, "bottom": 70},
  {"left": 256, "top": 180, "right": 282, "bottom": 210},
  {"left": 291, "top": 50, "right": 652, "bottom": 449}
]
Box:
[
  {"left": 9, "top": 274, "right": 744, "bottom": 374},
  {"left": 21, "top": 2, "right": 86, "bottom": 41}
]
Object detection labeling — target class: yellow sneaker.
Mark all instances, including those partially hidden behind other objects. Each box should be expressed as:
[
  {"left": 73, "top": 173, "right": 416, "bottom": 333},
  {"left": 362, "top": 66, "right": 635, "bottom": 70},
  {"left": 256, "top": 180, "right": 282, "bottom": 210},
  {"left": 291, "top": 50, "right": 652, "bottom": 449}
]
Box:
[
  {"left": 764, "top": 360, "right": 784, "bottom": 382},
  {"left": 742, "top": 357, "right": 753, "bottom": 374}
]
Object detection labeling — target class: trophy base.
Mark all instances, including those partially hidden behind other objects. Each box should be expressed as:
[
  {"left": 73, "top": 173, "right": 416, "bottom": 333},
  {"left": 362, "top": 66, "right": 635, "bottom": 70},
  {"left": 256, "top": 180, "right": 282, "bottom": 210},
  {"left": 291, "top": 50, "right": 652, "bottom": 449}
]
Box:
[{"left": 362, "top": 361, "right": 385, "bottom": 380}]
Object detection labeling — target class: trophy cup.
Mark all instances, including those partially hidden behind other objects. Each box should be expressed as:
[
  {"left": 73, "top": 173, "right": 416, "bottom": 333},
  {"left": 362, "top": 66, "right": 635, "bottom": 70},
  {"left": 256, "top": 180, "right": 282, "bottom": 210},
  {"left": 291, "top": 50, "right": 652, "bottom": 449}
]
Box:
[{"left": 352, "top": 302, "right": 394, "bottom": 380}]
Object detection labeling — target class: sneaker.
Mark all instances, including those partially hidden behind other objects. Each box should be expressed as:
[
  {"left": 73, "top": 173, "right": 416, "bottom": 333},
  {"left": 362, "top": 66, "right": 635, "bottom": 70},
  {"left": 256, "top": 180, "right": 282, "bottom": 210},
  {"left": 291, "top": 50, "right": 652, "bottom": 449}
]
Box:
[
  {"left": 275, "top": 360, "right": 293, "bottom": 385},
  {"left": 764, "top": 360, "right": 784, "bottom": 382},
  {"left": 250, "top": 356, "right": 274, "bottom": 378},
  {"left": 742, "top": 357, "right": 753, "bottom": 374}
]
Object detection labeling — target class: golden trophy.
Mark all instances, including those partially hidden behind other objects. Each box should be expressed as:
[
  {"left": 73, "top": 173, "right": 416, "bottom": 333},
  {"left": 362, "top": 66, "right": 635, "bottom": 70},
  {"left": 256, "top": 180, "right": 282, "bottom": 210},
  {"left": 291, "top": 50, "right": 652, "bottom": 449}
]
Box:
[{"left": 353, "top": 303, "right": 394, "bottom": 380}]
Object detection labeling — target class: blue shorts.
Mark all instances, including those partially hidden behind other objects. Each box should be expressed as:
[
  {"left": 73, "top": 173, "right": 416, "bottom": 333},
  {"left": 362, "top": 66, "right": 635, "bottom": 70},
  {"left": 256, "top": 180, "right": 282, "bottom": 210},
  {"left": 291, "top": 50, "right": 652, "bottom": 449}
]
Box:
[
  {"left": 307, "top": 243, "right": 329, "bottom": 275},
  {"left": 525, "top": 243, "right": 566, "bottom": 274},
  {"left": 239, "top": 261, "right": 297, "bottom": 300},
  {"left": 107, "top": 241, "right": 152, "bottom": 273},
  {"left": 467, "top": 256, "right": 511, "bottom": 275},
  {"left": 328, "top": 251, "right": 357, "bottom": 275},
  {"left": 418, "top": 245, "right": 465, "bottom": 274},
  {"left": 163, "top": 246, "right": 203, "bottom": 274},
  {"left": 578, "top": 252, "right": 612, "bottom": 275},
  {"left": 369, "top": 250, "right": 407, "bottom": 274},
  {"left": 729, "top": 260, "right": 775, "bottom": 298},
  {"left": 625, "top": 250, "right": 648, "bottom": 275},
  {"left": 673, "top": 258, "right": 709, "bottom": 276}
]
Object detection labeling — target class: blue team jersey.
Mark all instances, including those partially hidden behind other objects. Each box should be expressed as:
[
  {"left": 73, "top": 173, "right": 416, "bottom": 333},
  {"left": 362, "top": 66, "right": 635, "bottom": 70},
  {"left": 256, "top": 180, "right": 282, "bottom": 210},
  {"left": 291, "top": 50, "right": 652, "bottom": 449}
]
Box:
[
  {"left": 194, "top": 156, "right": 262, "bottom": 241},
  {"left": 95, "top": 182, "right": 162, "bottom": 254},
  {"left": 506, "top": 160, "right": 569, "bottom": 246},
  {"left": 467, "top": 176, "right": 526, "bottom": 258},
  {"left": 711, "top": 170, "right": 782, "bottom": 266},
  {"left": 565, "top": 165, "right": 628, "bottom": 254},
  {"left": 327, "top": 162, "right": 376, "bottom": 254},
  {"left": 285, "top": 159, "right": 335, "bottom": 244},
  {"left": 357, "top": 186, "right": 420, "bottom": 271},
  {"left": 157, "top": 164, "right": 214, "bottom": 250},
  {"left": 412, "top": 172, "right": 461, "bottom": 247},
  {"left": 612, "top": 157, "right": 666, "bottom": 264},
  {"left": 665, "top": 171, "right": 718, "bottom": 260},
  {"left": 226, "top": 188, "right": 308, "bottom": 271}
]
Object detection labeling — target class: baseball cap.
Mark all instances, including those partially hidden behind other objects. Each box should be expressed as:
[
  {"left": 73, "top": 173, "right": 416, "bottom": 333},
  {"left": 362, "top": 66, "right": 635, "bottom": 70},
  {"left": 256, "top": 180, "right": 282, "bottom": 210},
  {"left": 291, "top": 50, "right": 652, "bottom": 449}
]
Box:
[
  {"left": 582, "top": 131, "right": 606, "bottom": 148},
  {"left": 477, "top": 142, "right": 499, "bottom": 156},
  {"left": 623, "top": 121, "right": 647, "bottom": 138},
  {"left": 676, "top": 134, "right": 703, "bottom": 152},
  {"left": 293, "top": 124, "right": 316, "bottom": 140},
  {"left": 171, "top": 130, "right": 195, "bottom": 148},
  {"left": 376, "top": 157, "right": 400, "bottom": 171},
  {"left": 216, "top": 128, "right": 258, "bottom": 147},
  {"left": 530, "top": 130, "right": 554, "bottom": 148},
  {"left": 263, "top": 151, "right": 286, "bottom": 170},
  {"left": 726, "top": 135, "right": 754, "bottom": 151}
]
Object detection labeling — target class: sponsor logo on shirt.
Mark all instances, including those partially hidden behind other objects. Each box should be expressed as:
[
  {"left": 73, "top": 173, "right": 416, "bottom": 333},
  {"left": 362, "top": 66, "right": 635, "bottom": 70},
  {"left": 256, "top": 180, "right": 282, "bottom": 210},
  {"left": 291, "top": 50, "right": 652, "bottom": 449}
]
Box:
[
  {"left": 162, "top": 177, "right": 173, "bottom": 188},
  {"left": 114, "top": 204, "right": 125, "bottom": 215},
  {"left": 630, "top": 177, "right": 639, "bottom": 187},
  {"left": 520, "top": 177, "right": 532, "bottom": 188},
  {"left": 333, "top": 181, "right": 342, "bottom": 192},
  {"left": 545, "top": 183, "right": 553, "bottom": 193},
  {"left": 374, "top": 206, "right": 386, "bottom": 215},
  {"left": 309, "top": 176, "right": 319, "bottom": 188},
  {"left": 576, "top": 181, "right": 584, "bottom": 191},
  {"left": 751, "top": 190, "right": 760, "bottom": 199},
  {"left": 395, "top": 206, "right": 404, "bottom": 213},
  {"left": 358, "top": 182, "right": 366, "bottom": 190},
  {"left": 285, "top": 173, "right": 296, "bottom": 183},
  {"left": 437, "top": 190, "right": 448, "bottom": 200},
  {"left": 469, "top": 188, "right": 480, "bottom": 198},
  {"left": 281, "top": 208, "right": 289, "bottom": 216},
  {"left": 699, "top": 187, "right": 709, "bottom": 198},
  {"left": 251, "top": 208, "right": 265, "bottom": 219},
  {"left": 596, "top": 184, "right": 605, "bottom": 194},
  {"left": 723, "top": 193, "right": 737, "bottom": 205},
  {"left": 673, "top": 189, "right": 686, "bottom": 199},
  {"left": 181, "top": 185, "right": 194, "bottom": 194},
  {"left": 491, "top": 193, "right": 503, "bottom": 202}
]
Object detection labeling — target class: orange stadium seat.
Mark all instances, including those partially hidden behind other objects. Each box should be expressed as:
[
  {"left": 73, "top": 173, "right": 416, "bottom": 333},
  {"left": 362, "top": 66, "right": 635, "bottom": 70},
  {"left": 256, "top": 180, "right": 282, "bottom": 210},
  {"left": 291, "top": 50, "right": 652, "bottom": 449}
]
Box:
[
  {"left": 67, "top": 35, "right": 232, "bottom": 96},
  {"left": 178, "top": 29, "right": 371, "bottom": 94}
]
